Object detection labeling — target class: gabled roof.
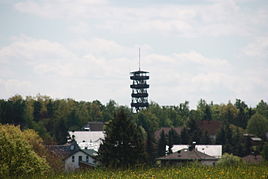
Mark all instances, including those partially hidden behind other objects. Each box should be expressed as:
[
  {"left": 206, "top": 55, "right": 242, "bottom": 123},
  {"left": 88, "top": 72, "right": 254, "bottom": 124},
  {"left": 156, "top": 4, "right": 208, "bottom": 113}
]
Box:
[
  {"left": 169, "top": 145, "right": 222, "bottom": 158},
  {"left": 157, "top": 148, "right": 217, "bottom": 161},
  {"left": 64, "top": 149, "right": 97, "bottom": 160},
  {"left": 46, "top": 140, "right": 80, "bottom": 159}
]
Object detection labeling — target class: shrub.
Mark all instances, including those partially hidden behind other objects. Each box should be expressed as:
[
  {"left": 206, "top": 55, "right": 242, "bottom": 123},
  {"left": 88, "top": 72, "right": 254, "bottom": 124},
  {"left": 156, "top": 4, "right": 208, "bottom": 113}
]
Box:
[{"left": 217, "top": 153, "right": 243, "bottom": 166}]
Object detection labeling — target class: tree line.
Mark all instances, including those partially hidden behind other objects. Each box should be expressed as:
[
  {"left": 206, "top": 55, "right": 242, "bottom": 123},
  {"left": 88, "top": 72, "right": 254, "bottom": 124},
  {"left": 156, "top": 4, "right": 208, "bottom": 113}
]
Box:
[
  {"left": 0, "top": 95, "right": 268, "bottom": 172},
  {"left": 0, "top": 95, "right": 267, "bottom": 142}
]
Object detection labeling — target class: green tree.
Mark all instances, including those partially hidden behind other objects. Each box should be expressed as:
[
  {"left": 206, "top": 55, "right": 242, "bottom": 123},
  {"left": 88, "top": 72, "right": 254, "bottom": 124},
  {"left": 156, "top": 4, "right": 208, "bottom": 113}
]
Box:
[
  {"left": 0, "top": 124, "right": 50, "bottom": 177},
  {"left": 97, "top": 108, "right": 146, "bottom": 168},
  {"left": 261, "top": 143, "right": 268, "bottom": 161},
  {"left": 256, "top": 100, "right": 268, "bottom": 118},
  {"left": 167, "top": 129, "right": 174, "bottom": 154},
  {"left": 203, "top": 104, "right": 212, "bottom": 121},
  {"left": 157, "top": 130, "right": 166, "bottom": 157},
  {"left": 23, "top": 129, "right": 63, "bottom": 172},
  {"left": 181, "top": 127, "right": 190, "bottom": 144},
  {"left": 33, "top": 101, "right": 42, "bottom": 122},
  {"left": 247, "top": 113, "right": 268, "bottom": 138},
  {"left": 145, "top": 130, "right": 156, "bottom": 165}
]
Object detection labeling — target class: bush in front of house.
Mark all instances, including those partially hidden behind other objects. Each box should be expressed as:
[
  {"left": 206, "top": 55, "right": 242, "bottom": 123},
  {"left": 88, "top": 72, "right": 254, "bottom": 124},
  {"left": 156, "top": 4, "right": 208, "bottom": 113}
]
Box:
[{"left": 217, "top": 153, "right": 243, "bottom": 166}]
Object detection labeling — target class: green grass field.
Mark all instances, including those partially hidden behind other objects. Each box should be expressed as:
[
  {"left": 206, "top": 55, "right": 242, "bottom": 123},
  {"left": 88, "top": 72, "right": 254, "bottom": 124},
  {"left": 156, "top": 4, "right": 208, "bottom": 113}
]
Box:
[{"left": 35, "top": 165, "right": 268, "bottom": 179}]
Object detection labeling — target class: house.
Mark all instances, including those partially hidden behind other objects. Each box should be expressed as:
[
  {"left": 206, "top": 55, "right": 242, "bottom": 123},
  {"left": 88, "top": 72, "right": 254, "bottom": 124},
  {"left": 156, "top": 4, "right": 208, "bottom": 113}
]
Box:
[
  {"left": 157, "top": 148, "right": 218, "bottom": 166},
  {"left": 48, "top": 140, "right": 98, "bottom": 171},
  {"left": 47, "top": 140, "right": 98, "bottom": 172},
  {"left": 68, "top": 131, "right": 105, "bottom": 151},
  {"left": 154, "top": 127, "right": 183, "bottom": 141},
  {"left": 168, "top": 145, "right": 222, "bottom": 158},
  {"left": 197, "top": 120, "right": 223, "bottom": 141},
  {"left": 64, "top": 149, "right": 97, "bottom": 171}
]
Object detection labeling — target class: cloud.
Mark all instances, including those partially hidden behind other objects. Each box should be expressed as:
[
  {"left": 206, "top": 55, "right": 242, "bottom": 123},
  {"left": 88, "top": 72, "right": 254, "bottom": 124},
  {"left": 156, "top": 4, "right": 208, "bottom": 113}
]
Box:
[
  {"left": 14, "top": 0, "right": 267, "bottom": 37},
  {"left": 0, "top": 35, "right": 75, "bottom": 65},
  {"left": 15, "top": 0, "right": 108, "bottom": 19},
  {"left": 242, "top": 36, "right": 268, "bottom": 58},
  {"left": 174, "top": 51, "right": 229, "bottom": 66},
  {"left": 0, "top": 79, "right": 33, "bottom": 98},
  {"left": 1, "top": 35, "right": 267, "bottom": 107}
]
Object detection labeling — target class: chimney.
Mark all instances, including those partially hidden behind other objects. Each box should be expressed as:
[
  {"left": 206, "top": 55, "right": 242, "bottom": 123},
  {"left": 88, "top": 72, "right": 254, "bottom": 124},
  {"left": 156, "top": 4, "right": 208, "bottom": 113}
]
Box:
[{"left": 189, "top": 141, "right": 196, "bottom": 151}]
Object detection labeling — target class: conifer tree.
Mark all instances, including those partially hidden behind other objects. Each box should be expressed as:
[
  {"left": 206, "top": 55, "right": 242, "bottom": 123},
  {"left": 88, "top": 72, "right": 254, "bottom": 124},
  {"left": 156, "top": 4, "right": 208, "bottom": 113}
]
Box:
[
  {"left": 157, "top": 130, "right": 166, "bottom": 157},
  {"left": 97, "top": 108, "right": 146, "bottom": 168}
]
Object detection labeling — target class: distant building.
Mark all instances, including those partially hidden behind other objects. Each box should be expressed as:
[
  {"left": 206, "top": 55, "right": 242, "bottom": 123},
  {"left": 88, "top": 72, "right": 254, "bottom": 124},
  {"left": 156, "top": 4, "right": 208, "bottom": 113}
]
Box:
[
  {"left": 157, "top": 148, "right": 218, "bottom": 166},
  {"left": 68, "top": 131, "right": 105, "bottom": 151},
  {"left": 47, "top": 140, "right": 97, "bottom": 172},
  {"left": 64, "top": 149, "right": 97, "bottom": 171},
  {"left": 168, "top": 145, "right": 222, "bottom": 158}
]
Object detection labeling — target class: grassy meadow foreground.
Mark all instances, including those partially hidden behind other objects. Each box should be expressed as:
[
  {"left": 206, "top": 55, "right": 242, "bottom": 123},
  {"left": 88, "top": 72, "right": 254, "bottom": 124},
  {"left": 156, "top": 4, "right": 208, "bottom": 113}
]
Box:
[{"left": 27, "top": 165, "right": 268, "bottom": 179}]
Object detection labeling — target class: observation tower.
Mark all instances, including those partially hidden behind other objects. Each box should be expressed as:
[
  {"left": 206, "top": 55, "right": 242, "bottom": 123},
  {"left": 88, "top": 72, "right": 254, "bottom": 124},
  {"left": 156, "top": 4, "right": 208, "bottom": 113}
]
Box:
[{"left": 130, "top": 49, "right": 149, "bottom": 112}]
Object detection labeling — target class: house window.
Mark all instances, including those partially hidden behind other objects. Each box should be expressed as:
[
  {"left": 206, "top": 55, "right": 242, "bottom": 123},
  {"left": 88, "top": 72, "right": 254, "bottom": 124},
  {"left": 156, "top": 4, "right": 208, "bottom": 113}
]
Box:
[
  {"left": 79, "top": 156, "right": 82, "bottom": 162},
  {"left": 72, "top": 156, "right": 75, "bottom": 162},
  {"left": 86, "top": 156, "right": 89, "bottom": 163}
]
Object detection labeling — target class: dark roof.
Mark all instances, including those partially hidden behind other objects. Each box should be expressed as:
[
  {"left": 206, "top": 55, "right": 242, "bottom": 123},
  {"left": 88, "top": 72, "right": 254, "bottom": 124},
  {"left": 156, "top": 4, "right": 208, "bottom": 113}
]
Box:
[
  {"left": 81, "top": 149, "right": 97, "bottom": 156},
  {"left": 155, "top": 127, "right": 183, "bottom": 140},
  {"left": 242, "top": 155, "right": 264, "bottom": 164},
  {"left": 62, "top": 149, "right": 97, "bottom": 160},
  {"left": 130, "top": 70, "right": 149, "bottom": 74},
  {"left": 47, "top": 142, "right": 79, "bottom": 159},
  {"left": 157, "top": 148, "right": 217, "bottom": 161},
  {"left": 84, "top": 121, "right": 104, "bottom": 131},
  {"left": 197, "top": 120, "right": 223, "bottom": 135}
]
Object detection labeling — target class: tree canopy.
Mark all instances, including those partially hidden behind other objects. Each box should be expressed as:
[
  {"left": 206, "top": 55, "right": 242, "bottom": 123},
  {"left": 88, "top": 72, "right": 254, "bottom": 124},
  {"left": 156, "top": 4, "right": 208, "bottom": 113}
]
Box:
[
  {"left": 0, "top": 124, "right": 50, "bottom": 177},
  {"left": 247, "top": 113, "right": 268, "bottom": 138}
]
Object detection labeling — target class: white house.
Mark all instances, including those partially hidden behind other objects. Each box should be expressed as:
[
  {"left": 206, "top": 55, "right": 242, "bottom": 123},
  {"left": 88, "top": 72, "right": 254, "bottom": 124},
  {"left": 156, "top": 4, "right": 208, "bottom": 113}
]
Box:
[
  {"left": 64, "top": 149, "right": 97, "bottom": 171},
  {"left": 68, "top": 131, "right": 105, "bottom": 151},
  {"left": 167, "top": 145, "right": 222, "bottom": 158}
]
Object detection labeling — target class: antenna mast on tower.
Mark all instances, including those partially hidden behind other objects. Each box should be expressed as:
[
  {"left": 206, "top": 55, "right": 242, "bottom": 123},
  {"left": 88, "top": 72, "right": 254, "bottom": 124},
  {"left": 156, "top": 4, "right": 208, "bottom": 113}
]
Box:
[{"left": 139, "top": 48, "right": 141, "bottom": 71}]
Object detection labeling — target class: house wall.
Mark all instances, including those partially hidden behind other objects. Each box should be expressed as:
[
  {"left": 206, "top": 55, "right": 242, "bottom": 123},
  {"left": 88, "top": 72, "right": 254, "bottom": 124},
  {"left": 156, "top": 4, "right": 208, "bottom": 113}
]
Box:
[{"left": 64, "top": 151, "right": 95, "bottom": 172}]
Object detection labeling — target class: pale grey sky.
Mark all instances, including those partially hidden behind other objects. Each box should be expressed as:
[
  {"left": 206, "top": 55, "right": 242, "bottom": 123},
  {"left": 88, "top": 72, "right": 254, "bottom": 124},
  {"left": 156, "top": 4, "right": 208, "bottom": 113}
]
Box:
[{"left": 0, "top": 0, "right": 267, "bottom": 108}]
